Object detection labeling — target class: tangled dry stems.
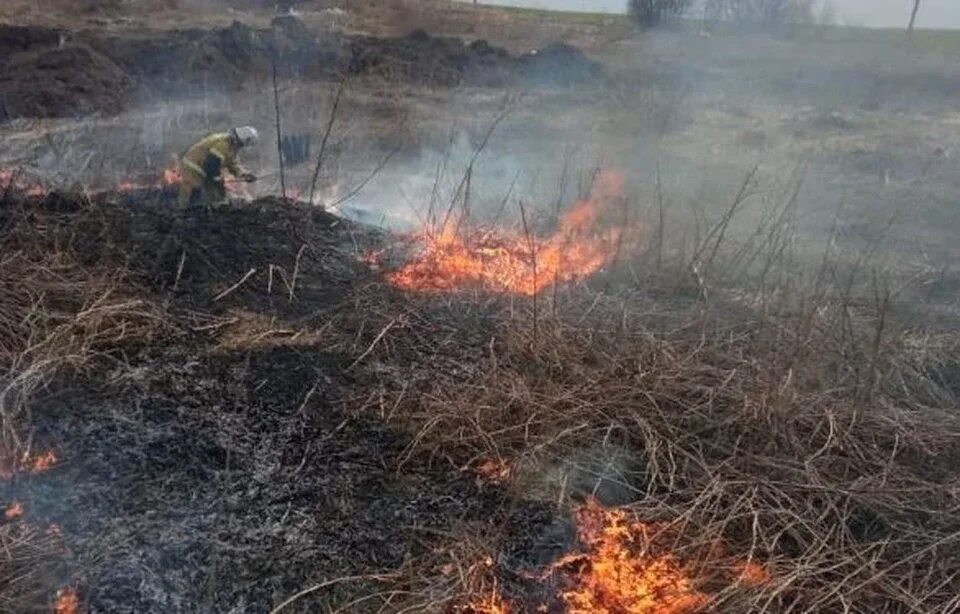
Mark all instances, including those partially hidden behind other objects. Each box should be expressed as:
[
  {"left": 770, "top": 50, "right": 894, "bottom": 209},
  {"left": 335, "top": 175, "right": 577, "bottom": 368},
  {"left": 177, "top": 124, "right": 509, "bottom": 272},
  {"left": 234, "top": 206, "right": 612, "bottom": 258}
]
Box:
[
  {"left": 1, "top": 184, "right": 958, "bottom": 612},
  {"left": 0, "top": 521, "right": 69, "bottom": 614},
  {"left": 0, "top": 201, "right": 166, "bottom": 455},
  {"left": 362, "top": 272, "right": 960, "bottom": 611}
]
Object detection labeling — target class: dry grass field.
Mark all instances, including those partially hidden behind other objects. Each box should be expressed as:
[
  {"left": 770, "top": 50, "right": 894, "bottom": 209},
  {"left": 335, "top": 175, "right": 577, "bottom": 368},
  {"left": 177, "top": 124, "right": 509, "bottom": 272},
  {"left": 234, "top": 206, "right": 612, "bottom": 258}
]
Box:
[{"left": 1, "top": 1, "right": 959, "bottom": 612}]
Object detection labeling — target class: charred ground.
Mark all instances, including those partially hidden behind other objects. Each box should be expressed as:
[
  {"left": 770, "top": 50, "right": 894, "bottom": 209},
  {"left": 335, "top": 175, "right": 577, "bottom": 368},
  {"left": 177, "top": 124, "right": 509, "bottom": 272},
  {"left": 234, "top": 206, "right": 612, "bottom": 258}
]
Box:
[
  {"left": 0, "top": 190, "right": 527, "bottom": 611},
  {"left": 2, "top": 1, "right": 960, "bottom": 613}
]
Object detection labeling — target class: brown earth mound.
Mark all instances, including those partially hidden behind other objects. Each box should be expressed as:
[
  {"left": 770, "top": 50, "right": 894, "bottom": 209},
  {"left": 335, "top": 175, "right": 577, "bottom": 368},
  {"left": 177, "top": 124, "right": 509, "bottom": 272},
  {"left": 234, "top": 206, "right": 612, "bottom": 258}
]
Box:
[
  {"left": 0, "top": 43, "right": 134, "bottom": 120},
  {"left": 348, "top": 28, "right": 604, "bottom": 88},
  {"left": 0, "top": 17, "right": 601, "bottom": 121}
]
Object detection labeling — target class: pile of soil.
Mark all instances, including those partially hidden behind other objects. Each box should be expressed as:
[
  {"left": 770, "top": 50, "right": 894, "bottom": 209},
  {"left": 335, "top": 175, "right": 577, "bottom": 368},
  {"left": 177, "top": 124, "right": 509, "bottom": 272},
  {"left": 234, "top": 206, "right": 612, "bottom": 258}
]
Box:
[
  {"left": 0, "top": 39, "right": 135, "bottom": 120},
  {"left": 348, "top": 28, "right": 512, "bottom": 87},
  {"left": 0, "top": 17, "right": 602, "bottom": 121},
  {"left": 0, "top": 17, "right": 340, "bottom": 121},
  {"left": 347, "top": 28, "right": 604, "bottom": 88}
]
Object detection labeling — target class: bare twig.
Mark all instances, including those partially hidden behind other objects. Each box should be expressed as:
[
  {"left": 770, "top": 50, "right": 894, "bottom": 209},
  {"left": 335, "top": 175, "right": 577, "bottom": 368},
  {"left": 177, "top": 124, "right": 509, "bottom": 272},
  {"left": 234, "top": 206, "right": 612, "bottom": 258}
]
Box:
[
  {"left": 347, "top": 317, "right": 401, "bottom": 371},
  {"left": 270, "top": 574, "right": 396, "bottom": 614},
  {"left": 213, "top": 268, "right": 257, "bottom": 302},
  {"left": 309, "top": 78, "right": 346, "bottom": 205},
  {"left": 272, "top": 56, "right": 287, "bottom": 200}
]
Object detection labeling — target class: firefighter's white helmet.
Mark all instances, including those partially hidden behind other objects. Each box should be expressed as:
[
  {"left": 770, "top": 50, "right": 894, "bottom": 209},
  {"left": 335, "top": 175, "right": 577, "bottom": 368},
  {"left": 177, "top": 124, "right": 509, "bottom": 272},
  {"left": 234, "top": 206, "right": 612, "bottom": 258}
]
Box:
[{"left": 231, "top": 126, "right": 259, "bottom": 147}]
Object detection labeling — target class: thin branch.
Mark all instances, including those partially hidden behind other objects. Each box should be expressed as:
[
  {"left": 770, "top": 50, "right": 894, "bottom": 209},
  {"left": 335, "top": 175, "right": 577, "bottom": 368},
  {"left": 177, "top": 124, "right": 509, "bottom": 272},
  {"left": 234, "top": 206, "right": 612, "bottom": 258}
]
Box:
[
  {"left": 272, "top": 56, "right": 287, "bottom": 200},
  {"left": 309, "top": 78, "right": 346, "bottom": 205},
  {"left": 213, "top": 268, "right": 257, "bottom": 302}
]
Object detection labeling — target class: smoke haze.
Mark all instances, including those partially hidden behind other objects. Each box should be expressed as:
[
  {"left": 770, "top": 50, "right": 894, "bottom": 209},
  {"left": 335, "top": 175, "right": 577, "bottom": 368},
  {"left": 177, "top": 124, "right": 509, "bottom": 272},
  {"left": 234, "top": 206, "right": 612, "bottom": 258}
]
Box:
[{"left": 488, "top": 0, "right": 960, "bottom": 29}]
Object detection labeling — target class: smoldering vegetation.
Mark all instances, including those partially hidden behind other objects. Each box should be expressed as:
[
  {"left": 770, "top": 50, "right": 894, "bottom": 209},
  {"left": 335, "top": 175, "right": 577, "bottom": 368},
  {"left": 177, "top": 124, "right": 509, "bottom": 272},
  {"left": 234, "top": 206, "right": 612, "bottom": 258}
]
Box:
[{"left": 1, "top": 1, "right": 960, "bottom": 613}]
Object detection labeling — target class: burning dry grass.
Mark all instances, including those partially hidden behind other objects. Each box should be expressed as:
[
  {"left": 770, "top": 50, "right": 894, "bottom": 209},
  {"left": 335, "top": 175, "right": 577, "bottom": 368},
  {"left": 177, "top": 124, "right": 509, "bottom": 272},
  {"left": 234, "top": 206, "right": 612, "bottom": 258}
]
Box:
[
  {"left": 0, "top": 513, "right": 72, "bottom": 614},
  {"left": 351, "top": 251, "right": 960, "bottom": 610},
  {"left": 386, "top": 170, "right": 633, "bottom": 296},
  {"left": 0, "top": 167, "right": 957, "bottom": 611}
]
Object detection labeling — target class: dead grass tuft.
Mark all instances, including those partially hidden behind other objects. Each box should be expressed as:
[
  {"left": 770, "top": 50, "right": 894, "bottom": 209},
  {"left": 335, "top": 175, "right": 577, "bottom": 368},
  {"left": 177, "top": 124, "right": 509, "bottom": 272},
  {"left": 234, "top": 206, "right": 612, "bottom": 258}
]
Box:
[
  {"left": 0, "top": 192, "right": 166, "bottom": 610},
  {"left": 354, "top": 216, "right": 960, "bottom": 611}
]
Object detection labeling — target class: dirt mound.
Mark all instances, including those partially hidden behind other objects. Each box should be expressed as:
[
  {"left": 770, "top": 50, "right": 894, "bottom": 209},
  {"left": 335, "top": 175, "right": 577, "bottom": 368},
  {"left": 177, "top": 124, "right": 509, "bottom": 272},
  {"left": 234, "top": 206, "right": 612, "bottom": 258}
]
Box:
[
  {"left": 7, "top": 188, "right": 378, "bottom": 315},
  {"left": 348, "top": 28, "right": 508, "bottom": 86},
  {"left": 0, "top": 17, "right": 340, "bottom": 121},
  {"left": 0, "top": 17, "right": 601, "bottom": 121},
  {"left": 0, "top": 42, "right": 134, "bottom": 120},
  {"left": 0, "top": 24, "right": 63, "bottom": 59},
  {"left": 347, "top": 29, "right": 602, "bottom": 88},
  {"left": 91, "top": 19, "right": 338, "bottom": 93}
]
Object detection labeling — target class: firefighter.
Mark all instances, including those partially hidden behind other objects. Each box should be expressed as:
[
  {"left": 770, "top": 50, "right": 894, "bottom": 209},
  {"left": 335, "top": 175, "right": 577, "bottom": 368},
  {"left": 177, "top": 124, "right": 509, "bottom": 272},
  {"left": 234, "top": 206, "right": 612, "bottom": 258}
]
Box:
[{"left": 178, "top": 126, "right": 259, "bottom": 207}]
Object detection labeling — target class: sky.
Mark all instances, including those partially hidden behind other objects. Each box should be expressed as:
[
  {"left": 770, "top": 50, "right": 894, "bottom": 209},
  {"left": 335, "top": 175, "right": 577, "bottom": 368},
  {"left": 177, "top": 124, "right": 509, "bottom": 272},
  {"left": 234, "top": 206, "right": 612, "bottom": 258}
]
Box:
[{"left": 486, "top": 0, "right": 960, "bottom": 29}]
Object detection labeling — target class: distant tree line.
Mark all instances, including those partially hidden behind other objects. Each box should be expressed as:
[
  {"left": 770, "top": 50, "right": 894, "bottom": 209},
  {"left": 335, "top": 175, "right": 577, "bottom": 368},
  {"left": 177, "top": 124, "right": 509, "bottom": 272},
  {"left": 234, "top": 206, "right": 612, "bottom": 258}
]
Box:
[
  {"left": 627, "top": 0, "right": 695, "bottom": 28},
  {"left": 703, "top": 0, "right": 834, "bottom": 27},
  {"left": 627, "top": 0, "right": 837, "bottom": 30}
]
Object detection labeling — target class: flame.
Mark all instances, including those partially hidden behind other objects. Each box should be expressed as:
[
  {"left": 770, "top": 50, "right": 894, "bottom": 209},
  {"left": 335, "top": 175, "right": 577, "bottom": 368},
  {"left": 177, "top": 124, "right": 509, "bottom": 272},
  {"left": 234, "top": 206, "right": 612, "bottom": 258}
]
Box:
[
  {"left": 53, "top": 587, "right": 79, "bottom": 614},
  {"left": 114, "top": 164, "right": 180, "bottom": 193},
  {"left": 0, "top": 167, "right": 47, "bottom": 198},
  {"left": 386, "top": 170, "right": 630, "bottom": 296},
  {"left": 553, "top": 499, "right": 709, "bottom": 614},
  {"left": 462, "top": 499, "right": 770, "bottom": 611},
  {"left": 4, "top": 501, "right": 24, "bottom": 520},
  {"left": 464, "top": 459, "right": 511, "bottom": 485},
  {"left": 359, "top": 249, "right": 385, "bottom": 268},
  {"left": 0, "top": 450, "right": 58, "bottom": 478},
  {"left": 734, "top": 560, "right": 771, "bottom": 587},
  {"left": 29, "top": 451, "right": 57, "bottom": 472}
]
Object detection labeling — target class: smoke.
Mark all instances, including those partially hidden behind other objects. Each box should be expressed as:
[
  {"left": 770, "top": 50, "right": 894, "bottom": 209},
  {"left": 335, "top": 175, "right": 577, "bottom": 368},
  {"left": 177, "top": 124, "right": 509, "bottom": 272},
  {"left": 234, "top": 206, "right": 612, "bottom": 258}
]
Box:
[{"left": 2, "top": 7, "right": 959, "bottom": 282}]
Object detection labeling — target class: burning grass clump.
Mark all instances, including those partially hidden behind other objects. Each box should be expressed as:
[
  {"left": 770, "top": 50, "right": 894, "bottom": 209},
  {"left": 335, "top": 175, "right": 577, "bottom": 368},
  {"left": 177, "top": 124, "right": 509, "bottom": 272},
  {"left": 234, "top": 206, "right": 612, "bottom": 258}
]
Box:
[{"left": 0, "top": 516, "right": 72, "bottom": 614}]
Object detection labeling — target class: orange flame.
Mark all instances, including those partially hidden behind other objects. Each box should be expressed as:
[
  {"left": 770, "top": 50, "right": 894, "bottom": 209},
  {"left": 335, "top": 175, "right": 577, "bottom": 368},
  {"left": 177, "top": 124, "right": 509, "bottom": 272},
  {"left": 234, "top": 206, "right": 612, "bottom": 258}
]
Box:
[
  {"left": 553, "top": 499, "right": 709, "bottom": 614},
  {"left": 4, "top": 501, "right": 24, "bottom": 520},
  {"left": 29, "top": 451, "right": 57, "bottom": 472},
  {"left": 465, "top": 500, "right": 770, "bottom": 611},
  {"left": 53, "top": 587, "right": 79, "bottom": 614},
  {"left": 112, "top": 163, "right": 180, "bottom": 193},
  {"left": 0, "top": 450, "right": 58, "bottom": 478},
  {"left": 734, "top": 560, "right": 771, "bottom": 587},
  {"left": 464, "top": 459, "right": 511, "bottom": 485},
  {"left": 0, "top": 167, "right": 47, "bottom": 198},
  {"left": 386, "top": 170, "right": 630, "bottom": 296}
]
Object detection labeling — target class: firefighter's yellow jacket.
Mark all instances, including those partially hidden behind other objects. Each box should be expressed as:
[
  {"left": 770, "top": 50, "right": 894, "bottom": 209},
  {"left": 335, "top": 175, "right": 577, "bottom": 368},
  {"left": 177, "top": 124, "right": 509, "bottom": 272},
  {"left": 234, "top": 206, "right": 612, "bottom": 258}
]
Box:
[{"left": 180, "top": 132, "right": 245, "bottom": 180}]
